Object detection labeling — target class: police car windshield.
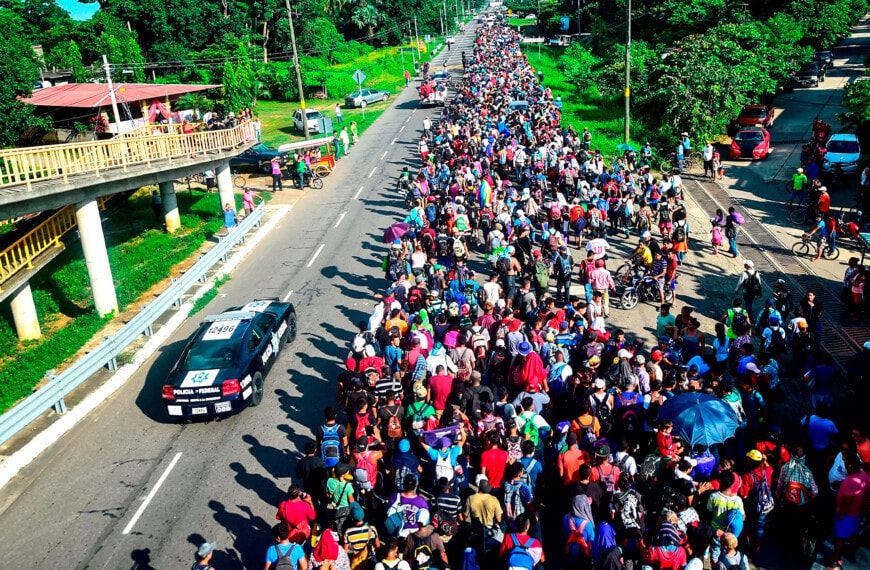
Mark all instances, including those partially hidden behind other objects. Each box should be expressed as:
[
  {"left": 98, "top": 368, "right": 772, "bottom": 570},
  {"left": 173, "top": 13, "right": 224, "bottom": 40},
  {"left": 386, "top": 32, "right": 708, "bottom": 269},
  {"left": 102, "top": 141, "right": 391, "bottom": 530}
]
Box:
[{"left": 181, "top": 339, "right": 241, "bottom": 371}]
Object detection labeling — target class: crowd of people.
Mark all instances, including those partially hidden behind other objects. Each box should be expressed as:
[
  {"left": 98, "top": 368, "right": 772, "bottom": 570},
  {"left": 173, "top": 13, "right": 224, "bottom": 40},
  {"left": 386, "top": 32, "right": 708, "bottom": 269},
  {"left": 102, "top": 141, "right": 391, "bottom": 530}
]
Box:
[{"left": 190, "top": 17, "right": 870, "bottom": 570}]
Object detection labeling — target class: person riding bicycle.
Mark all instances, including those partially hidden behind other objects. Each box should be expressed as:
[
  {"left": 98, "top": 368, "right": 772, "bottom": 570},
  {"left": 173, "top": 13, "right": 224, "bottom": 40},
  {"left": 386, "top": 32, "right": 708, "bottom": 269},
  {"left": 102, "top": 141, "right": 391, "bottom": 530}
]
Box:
[{"left": 804, "top": 214, "right": 837, "bottom": 261}]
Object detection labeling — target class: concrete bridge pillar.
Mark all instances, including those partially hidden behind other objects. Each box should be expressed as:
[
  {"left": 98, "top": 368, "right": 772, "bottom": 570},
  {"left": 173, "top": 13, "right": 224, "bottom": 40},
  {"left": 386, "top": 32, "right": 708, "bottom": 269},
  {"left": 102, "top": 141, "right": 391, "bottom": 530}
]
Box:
[
  {"left": 216, "top": 163, "right": 235, "bottom": 214},
  {"left": 75, "top": 199, "right": 118, "bottom": 318},
  {"left": 9, "top": 282, "right": 41, "bottom": 340},
  {"left": 159, "top": 181, "right": 181, "bottom": 233}
]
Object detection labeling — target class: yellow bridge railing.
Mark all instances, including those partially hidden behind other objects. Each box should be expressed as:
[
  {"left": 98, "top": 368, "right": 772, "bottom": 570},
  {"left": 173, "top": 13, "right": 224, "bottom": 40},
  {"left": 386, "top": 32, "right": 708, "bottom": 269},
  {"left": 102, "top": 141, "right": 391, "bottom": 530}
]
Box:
[
  {"left": 0, "top": 196, "right": 110, "bottom": 291},
  {"left": 0, "top": 121, "right": 255, "bottom": 191}
]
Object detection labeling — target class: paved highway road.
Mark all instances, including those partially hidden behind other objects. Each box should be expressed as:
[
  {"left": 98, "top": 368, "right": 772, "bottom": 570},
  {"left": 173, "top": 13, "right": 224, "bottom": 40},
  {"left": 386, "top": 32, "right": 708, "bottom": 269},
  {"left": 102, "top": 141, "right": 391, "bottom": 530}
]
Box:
[{"left": 0, "top": 32, "right": 476, "bottom": 570}]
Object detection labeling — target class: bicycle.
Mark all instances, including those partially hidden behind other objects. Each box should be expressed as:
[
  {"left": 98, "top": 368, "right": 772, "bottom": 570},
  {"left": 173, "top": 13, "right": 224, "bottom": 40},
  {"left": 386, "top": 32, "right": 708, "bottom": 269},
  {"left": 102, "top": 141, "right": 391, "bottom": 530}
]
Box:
[
  {"left": 231, "top": 169, "right": 246, "bottom": 189},
  {"left": 181, "top": 173, "right": 205, "bottom": 191},
  {"left": 791, "top": 233, "right": 839, "bottom": 260},
  {"left": 300, "top": 169, "right": 324, "bottom": 190},
  {"left": 661, "top": 152, "right": 697, "bottom": 176},
  {"left": 788, "top": 203, "right": 818, "bottom": 226}
]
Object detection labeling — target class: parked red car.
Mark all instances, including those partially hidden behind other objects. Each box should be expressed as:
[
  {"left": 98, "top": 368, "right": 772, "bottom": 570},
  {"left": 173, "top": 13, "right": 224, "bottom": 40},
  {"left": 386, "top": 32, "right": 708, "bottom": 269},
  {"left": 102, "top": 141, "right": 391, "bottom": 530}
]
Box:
[
  {"left": 730, "top": 127, "right": 771, "bottom": 160},
  {"left": 736, "top": 105, "right": 774, "bottom": 129}
]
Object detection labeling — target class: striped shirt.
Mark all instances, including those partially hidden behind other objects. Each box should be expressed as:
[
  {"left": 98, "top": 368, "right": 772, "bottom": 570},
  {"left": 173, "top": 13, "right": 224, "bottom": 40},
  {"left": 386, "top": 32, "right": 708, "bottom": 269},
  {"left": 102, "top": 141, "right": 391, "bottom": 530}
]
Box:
[{"left": 344, "top": 524, "right": 378, "bottom": 556}]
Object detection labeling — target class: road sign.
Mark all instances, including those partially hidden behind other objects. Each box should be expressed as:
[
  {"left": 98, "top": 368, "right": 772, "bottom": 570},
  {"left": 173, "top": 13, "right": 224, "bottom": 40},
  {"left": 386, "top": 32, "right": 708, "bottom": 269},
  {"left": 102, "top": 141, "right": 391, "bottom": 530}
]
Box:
[
  {"left": 352, "top": 69, "right": 366, "bottom": 86},
  {"left": 424, "top": 34, "right": 431, "bottom": 43},
  {"left": 521, "top": 37, "right": 546, "bottom": 44}
]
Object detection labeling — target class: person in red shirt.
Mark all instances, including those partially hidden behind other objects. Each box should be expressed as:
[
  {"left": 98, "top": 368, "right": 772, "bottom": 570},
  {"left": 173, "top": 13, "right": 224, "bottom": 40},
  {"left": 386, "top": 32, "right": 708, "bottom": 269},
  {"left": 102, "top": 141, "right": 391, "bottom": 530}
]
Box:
[
  {"left": 558, "top": 432, "right": 590, "bottom": 485},
  {"left": 427, "top": 364, "right": 454, "bottom": 416},
  {"left": 480, "top": 431, "right": 509, "bottom": 488},
  {"left": 826, "top": 453, "right": 870, "bottom": 567},
  {"left": 817, "top": 185, "right": 830, "bottom": 214},
  {"left": 276, "top": 485, "right": 317, "bottom": 544},
  {"left": 657, "top": 419, "right": 677, "bottom": 459},
  {"left": 852, "top": 426, "right": 870, "bottom": 465},
  {"left": 589, "top": 445, "right": 621, "bottom": 493},
  {"left": 499, "top": 514, "right": 545, "bottom": 566}
]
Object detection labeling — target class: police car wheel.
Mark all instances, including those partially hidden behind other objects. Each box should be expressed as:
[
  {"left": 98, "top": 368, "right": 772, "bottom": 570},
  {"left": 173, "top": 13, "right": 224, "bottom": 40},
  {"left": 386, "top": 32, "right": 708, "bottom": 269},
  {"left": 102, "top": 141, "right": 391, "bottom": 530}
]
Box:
[{"left": 250, "top": 372, "right": 264, "bottom": 406}]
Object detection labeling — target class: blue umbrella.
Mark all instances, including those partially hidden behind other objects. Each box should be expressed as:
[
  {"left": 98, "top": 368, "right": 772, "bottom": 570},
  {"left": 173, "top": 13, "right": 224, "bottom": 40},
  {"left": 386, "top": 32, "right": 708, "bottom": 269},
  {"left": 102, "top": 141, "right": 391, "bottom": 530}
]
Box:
[
  {"left": 616, "top": 143, "right": 637, "bottom": 152},
  {"left": 658, "top": 392, "right": 739, "bottom": 446}
]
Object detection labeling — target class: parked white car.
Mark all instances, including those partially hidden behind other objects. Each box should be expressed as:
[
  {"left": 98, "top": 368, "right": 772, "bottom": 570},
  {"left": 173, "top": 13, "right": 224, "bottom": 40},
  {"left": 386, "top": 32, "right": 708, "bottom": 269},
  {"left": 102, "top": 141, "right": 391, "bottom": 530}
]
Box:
[
  {"left": 823, "top": 133, "right": 861, "bottom": 174},
  {"left": 292, "top": 109, "right": 325, "bottom": 134}
]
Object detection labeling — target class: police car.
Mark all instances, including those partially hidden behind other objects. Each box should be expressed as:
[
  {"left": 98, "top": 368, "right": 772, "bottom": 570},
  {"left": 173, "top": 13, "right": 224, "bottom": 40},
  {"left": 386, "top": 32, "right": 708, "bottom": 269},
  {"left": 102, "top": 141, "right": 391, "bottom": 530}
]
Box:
[{"left": 162, "top": 299, "right": 296, "bottom": 419}]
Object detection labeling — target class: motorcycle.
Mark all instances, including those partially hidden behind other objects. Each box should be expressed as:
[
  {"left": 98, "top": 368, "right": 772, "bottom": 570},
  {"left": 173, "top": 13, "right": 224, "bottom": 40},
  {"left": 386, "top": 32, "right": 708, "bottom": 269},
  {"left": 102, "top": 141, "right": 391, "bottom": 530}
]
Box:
[{"left": 620, "top": 274, "right": 673, "bottom": 310}]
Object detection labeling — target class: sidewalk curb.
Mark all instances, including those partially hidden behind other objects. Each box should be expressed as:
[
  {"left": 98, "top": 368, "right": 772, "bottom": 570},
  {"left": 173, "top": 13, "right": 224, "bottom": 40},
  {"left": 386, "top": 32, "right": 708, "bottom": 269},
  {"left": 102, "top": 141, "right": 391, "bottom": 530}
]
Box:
[{"left": 0, "top": 205, "right": 293, "bottom": 491}]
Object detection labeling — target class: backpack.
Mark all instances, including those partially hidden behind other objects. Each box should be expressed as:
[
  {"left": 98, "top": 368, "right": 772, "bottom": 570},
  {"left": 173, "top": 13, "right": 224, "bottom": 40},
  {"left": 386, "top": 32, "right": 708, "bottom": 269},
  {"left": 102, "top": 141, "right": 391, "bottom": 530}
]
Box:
[
  {"left": 504, "top": 483, "right": 527, "bottom": 521},
  {"left": 388, "top": 258, "right": 404, "bottom": 282},
  {"left": 591, "top": 393, "right": 614, "bottom": 434},
  {"left": 557, "top": 254, "right": 571, "bottom": 277},
  {"left": 412, "top": 536, "right": 434, "bottom": 570},
  {"left": 534, "top": 261, "right": 549, "bottom": 290},
  {"left": 425, "top": 203, "right": 437, "bottom": 223},
  {"left": 436, "top": 235, "right": 450, "bottom": 258},
  {"left": 589, "top": 212, "right": 601, "bottom": 228},
  {"left": 750, "top": 472, "right": 775, "bottom": 516},
  {"left": 432, "top": 505, "right": 460, "bottom": 538},
  {"left": 471, "top": 331, "right": 489, "bottom": 362},
  {"left": 457, "top": 356, "right": 472, "bottom": 383},
  {"left": 730, "top": 308, "right": 748, "bottom": 330},
  {"left": 784, "top": 480, "right": 808, "bottom": 507},
  {"left": 745, "top": 271, "right": 762, "bottom": 296},
  {"left": 421, "top": 232, "right": 436, "bottom": 255},
  {"left": 463, "top": 281, "right": 478, "bottom": 307},
  {"left": 617, "top": 393, "right": 640, "bottom": 435},
  {"left": 479, "top": 210, "right": 493, "bottom": 231},
  {"left": 434, "top": 449, "right": 455, "bottom": 481},
  {"left": 274, "top": 543, "right": 302, "bottom": 570},
  {"left": 576, "top": 416, "right": 597, "bottom": 453},
  {"left": 409, "top": 401, "right": 434, "bottom": 434},
  {"left": 519, "top": 459, "right": 538, "bottom": 488},
  {"left": 768, "top": 326, "right": 787, "bottom": 355},
  {"left": 672, "top": 223, "right": 686, "bottom": 242},
  {"left": 496, "top": 255, "right": 511, "bottom": 275},
  {"left": 387, "top": 407, "right": 403, "bottom": 439},
  {"left": 615, "top": 489, "right": 644, "bottom": 531},
  {"left": 725, "top": 224, "right": 736, "bottom": 239},
  {"left": 596, "top": 464, "right": 617, "bottom": 493},
  {"left": 408, "top": 287, "right": 425, "bottom": 313},
  {"left": 638, "top": 453, "right": 662, "bottom": 487},
  {"left": 452, "top": 239, "right": 465, "bottom": 258},
  {"left": 505, "top": 435, "right": 523, "bottom": 462},
  {"left": 321, "top": 424, "right": 342, "bottom": 467},
  {"left": 565, "top": 518, "right": 591, "bottom": 561},
  {"left": 506, "top": 534, "right": 536, "bottom": 570},
  {"left": 520, "top": 412, "right": 541, "bottom": 446}
]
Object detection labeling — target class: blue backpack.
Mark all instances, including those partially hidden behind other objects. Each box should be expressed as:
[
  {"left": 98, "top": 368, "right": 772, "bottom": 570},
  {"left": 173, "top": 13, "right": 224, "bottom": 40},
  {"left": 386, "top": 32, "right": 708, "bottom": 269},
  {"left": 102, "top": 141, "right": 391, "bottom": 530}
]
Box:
[
  {"left": 321, "top": 424, "right": 342, "bottom": 467},
  {"left": 506, "top": 534, "right": 536, "bottom": 570}
]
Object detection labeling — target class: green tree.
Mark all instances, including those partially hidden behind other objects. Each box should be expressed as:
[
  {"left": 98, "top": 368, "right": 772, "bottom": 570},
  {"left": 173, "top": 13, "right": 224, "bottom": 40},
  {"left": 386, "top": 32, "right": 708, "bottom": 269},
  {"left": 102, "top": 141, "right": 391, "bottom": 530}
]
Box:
[
  {"left": 557, "top": 43, "right": 600, "bottom": 92},
  {"left": 350, "top": 0, "right": 384, "bottom": 39},
  {"left": 45, "top": 40, "right": 89, "bottom": 82},
  {"left": 839, "top": 80, "right": 870, "bottom": 140},
  {"left": 0, "top": 10, "right": 52, "bottom": 146}
]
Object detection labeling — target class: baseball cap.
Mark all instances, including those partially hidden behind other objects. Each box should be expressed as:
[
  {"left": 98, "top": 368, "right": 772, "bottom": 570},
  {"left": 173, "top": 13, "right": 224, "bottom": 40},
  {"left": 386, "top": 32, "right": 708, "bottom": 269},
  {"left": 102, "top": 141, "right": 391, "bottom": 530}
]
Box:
[
  {"left": 594, "top": 378, "right": 606, "bottom": 389},
  {"left": 618, "top": 349, "right": 632, "bottom": 359},
  {"left": 864, "top": 341, "right": 870, "bottom": 351},
  {"left": 651, "top": 349, "right": 663, "bottom": 360},
  {"left": 797, "top": 167, "right": 804, "bottom": 173},
  {"left": 679, "top": 457, "right": 698, "bottom": 470},
  {"left": 414, "top": 384, "right": 428, "bottom": 399},
  {"left": 746, "top": 449, "right": 764, "bottom": 462},
  {"left": 595, "top": 259, "right": 605, "bottom": 267},
  {"left": 596, "top": 445, "right": 611, "bottom": 457},
  {"left": 776, "top": 278, "right": 786, "bottom": 287},
  {"left": 743, "top": 259, "right": 754, "bottom": 268},
  {"left": 356, "top": 436, "right": 369, "bottom": 451},
  {"left": 399, "top": 438, "right": 411, "bottom": 453},
  {"left": 797, "top": 321, "right": 808, "bottom": 329},
  {"left": 560, "top": 320, "right": 569, "bottom": 330},
  {"left": 197, "top": 542, "right": 217, "bottom": 559},
  {"left": 634, "top": 355, "right": 646, "bottom": 365},
  {"left": 416, "top": 508, "right": 431, "bottom": 526},
  {"left": 587, "top": 355, "right": 601, "bottom": 367},
  {"left": 478, "top": 479, "right": 493, "bottom": 493},
  {"left": 745, "top": 362, "right": 760, "bottom": 374}
]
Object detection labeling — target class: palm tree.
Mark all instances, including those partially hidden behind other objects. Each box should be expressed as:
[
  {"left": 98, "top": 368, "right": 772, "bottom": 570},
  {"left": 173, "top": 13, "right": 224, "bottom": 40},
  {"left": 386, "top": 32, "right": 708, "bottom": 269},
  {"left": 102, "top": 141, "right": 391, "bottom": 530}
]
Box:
[
  {"left": 323, "top": 0, "right": 346, "bottom": 15},
  {"left": 350, "top": 1, "right": 383, "bottom": 39}
]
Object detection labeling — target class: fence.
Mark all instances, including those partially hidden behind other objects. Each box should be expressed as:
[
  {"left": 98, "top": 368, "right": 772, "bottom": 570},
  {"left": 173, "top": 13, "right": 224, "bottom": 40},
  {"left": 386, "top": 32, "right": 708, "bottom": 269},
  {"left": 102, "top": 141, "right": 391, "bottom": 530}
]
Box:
[
  {"left": 0, "top": 201, "right": 266, "bottom": 446},
  {"left": 0, "top": 121, "right": 255, "bottom": 191}
]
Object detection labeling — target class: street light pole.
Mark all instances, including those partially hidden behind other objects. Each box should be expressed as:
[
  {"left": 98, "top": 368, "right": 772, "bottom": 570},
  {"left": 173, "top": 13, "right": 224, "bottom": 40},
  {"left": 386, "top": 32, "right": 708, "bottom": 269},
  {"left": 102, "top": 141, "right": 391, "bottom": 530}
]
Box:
[
  {"left": 284, "top": 0, "right": 310, "bottom": 140},
  {"left": 624, "top": 0, "right": 631, "bottom": 143}
]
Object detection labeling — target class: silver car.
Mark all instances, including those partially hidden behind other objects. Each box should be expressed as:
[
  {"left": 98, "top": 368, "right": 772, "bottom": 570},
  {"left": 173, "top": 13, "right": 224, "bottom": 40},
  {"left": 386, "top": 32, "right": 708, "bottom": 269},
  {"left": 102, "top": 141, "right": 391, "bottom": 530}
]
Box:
[{"left": 344, "top": 88, "right": 390, "bottom": 108}]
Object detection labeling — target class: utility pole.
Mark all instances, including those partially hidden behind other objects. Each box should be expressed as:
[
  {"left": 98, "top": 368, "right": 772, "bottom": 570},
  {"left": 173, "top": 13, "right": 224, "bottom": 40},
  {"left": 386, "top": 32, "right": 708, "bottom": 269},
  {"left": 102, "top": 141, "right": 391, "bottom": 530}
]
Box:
[
  {"left": 624, "top": 0, "right": 631, "bottom": 143},
  {"left": 440, "top": 6, "right": 444, "bottom": 35},
  {"left": 101, "top": 55, "right": 123, "bottom": 133},
  {"left": 414, "top": 17, "right": 421, "bottom": 60},
  {"left": 285, "top": 0, "right": 310, "bottom": 140}
]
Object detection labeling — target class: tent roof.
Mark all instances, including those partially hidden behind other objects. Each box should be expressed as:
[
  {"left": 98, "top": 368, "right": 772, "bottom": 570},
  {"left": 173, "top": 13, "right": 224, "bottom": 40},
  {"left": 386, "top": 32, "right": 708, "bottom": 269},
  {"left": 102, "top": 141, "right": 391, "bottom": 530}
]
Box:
[{"left": 21, "top": 83, "right": 221, "bottom": 109}]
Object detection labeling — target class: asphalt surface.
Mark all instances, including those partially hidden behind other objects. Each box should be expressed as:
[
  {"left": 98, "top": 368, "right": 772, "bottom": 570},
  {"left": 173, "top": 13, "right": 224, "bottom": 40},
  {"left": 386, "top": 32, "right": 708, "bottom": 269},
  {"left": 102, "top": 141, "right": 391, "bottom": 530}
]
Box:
[{"left": 0, "top": 30, "right": 475, "bottom": 570}]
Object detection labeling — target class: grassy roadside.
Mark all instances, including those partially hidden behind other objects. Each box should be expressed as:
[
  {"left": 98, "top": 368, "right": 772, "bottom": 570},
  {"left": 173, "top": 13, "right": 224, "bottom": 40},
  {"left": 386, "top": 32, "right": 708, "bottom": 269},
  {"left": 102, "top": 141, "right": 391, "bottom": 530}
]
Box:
[
  {"left": 0, "top": 188, "right": 262, "bottom": 412},
  {"left": 527, "top": 46, "right": 653, "bottom": 162}
]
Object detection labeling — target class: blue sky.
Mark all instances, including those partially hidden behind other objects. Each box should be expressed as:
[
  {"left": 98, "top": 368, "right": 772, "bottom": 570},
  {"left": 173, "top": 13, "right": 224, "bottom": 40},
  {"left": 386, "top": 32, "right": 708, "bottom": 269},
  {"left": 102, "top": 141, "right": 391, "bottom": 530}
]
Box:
[{"left": 57, "top": 0, "right": 98, "bottom": 21}]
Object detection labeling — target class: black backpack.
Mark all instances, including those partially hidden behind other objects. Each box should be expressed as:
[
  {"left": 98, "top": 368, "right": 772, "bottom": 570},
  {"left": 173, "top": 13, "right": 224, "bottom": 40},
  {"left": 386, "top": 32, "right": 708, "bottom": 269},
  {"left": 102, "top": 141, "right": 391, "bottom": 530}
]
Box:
[
  {"left": 744, "top": 272, "right": 762, "bottom": 296},
  {"left": 496, "top": 256, "right": 511, "bottom": 275},
  {"left": 672, "top": 223, "right": 686, "bottom": 242},
  {"left": 436, "top": 235, "right": 450, "bottom": 258}
]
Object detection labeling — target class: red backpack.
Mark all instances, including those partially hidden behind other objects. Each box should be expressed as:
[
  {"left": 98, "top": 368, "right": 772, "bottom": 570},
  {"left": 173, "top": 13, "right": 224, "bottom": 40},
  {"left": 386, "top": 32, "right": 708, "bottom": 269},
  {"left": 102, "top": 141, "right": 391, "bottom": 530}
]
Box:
[{"left": 565, "top": 518, "right": 591, "bottom": 561}]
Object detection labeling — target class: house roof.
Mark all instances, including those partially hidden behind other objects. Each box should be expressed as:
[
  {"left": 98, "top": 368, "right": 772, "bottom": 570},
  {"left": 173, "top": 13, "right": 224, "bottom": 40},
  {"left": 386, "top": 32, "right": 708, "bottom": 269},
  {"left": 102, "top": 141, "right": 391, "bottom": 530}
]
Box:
[{"left": 21, "top": 83, "right": 221, "bottom": 109}]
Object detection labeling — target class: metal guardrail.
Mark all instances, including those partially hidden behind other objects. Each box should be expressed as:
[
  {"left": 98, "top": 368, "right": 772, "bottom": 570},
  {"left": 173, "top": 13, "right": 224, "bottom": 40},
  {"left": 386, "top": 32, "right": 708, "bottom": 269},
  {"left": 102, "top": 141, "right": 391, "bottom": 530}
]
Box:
[
  {"left": 0, "top": 201, "right": 266, "bottom": 446},
  {"left": 0, "top": 121, "right": 255, "bottom": 190},
  {"left": 0, "top": 196, "right": 111, "bottom": 292}
]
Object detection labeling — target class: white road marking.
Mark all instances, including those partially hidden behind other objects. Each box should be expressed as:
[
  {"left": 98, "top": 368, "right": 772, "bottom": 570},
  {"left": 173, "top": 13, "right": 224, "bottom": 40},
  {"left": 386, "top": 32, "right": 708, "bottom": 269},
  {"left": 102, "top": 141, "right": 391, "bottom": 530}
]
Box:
[
  {"left": 368, "top": 167, "right": 377, "bottom": 178},
  {"left": 391, "top": 138, "right": 397, "bottom": 146},
  {"left": 412, "top": 109, "right": 417, "bottom": 114},
  {"left": 281, "top": 290, "right": 294, "bottom": 302},
  {"left": 122, "top": 452, "right": 182, "bottom": 535},
  {"left": 405, "top": 116, "right": 411, "bottom": 123},
  {"left": 354, "top": 186, "right": 364, "bottom": 200},
  {"left": 307, "top": 244, "right": 326, "bottom": 268},
  {"left": 334, "top": 211, "right": 347, "bottom": 228},
  {"left": 380, "top": 151, "right": 388, "bottom": 161},
  {"left": 399, "top": 125, "right": 405, "bottom": 133}
]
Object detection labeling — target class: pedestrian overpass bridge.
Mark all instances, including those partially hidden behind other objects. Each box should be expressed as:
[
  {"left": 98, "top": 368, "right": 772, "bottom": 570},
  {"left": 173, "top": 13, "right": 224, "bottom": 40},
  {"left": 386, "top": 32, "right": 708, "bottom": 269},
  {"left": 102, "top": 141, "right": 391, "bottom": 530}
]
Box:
[{"left": 0, "top": 122, "right": 257, "bottom": 341}]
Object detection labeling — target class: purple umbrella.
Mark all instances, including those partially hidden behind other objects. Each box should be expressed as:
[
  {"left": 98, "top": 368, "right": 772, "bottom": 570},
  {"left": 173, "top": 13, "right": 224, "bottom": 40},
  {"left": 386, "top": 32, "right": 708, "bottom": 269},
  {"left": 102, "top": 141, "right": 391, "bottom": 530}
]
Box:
[{"left": 382, "top": 222, "right": 409, "bottom": 243}]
